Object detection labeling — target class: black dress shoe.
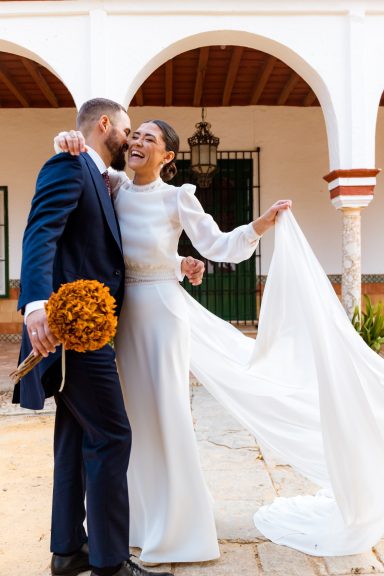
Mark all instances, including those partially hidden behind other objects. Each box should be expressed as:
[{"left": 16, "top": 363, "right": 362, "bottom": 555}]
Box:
[
  {"left": 90, "top": 558, "right": 173, "bottom": 576},
  {"left": 51, "top": 543, "right": 90, "bottom": 576}
]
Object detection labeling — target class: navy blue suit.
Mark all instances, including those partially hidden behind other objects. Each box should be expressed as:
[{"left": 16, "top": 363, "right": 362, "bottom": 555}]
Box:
[{"left": 13, "top": 152, "right": 131, "bottom": 567}]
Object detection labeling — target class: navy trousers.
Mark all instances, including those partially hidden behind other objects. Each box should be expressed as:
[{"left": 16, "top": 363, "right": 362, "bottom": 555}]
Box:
[{"left": 51, "top": 345, "right": 131, "bottom": 568}]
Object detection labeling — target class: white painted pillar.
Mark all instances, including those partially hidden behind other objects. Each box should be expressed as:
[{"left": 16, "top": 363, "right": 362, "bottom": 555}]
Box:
[{"left": 88, "top": 8, "right": 108, "bottom": 99}]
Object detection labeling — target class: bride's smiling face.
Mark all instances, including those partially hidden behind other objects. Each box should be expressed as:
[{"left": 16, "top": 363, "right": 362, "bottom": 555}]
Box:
[{"left": 128, "top": 122, "right": 174, "bottom": 176}]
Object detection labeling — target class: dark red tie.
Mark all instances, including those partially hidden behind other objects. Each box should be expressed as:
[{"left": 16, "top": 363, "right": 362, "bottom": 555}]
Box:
[{"left": 102, "top": 170, "right": 112, "bottom": 197}]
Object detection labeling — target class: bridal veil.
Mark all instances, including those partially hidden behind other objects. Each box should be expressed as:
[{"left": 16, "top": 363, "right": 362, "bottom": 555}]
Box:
[{"left": 186, "top": 209, "right": 384, "bottom": 556}]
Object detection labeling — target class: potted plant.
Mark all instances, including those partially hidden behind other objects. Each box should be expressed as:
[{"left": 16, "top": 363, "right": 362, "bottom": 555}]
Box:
[{"left": 352, "top": 294, "right": 384, "bottom": 354}]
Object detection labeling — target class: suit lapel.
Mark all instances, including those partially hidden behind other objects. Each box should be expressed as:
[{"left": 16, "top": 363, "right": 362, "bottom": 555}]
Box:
[{"left": 82, "top": 153, "right": 123, "bottom": 253}]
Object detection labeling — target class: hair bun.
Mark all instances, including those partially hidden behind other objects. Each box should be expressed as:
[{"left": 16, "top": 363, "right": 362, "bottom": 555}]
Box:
[{"left": 161, "top": 161, "right": 177, "bottom": 182}]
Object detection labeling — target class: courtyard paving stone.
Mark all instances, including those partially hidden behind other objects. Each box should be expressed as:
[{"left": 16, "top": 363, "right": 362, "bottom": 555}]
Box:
[{"left": 2, "top": 343, "right": 384, "bottom": 576}]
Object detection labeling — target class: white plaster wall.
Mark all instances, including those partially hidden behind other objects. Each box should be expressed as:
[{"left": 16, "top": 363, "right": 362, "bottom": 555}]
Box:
[
  {"left": 2, "top": 0, "right": 384, "bottom": 170},
  {"left": 3, "top": 104, "right": 383, "bottom": 280},
  {"left": 0, "top": 108, "right": 76, "bottom": 279}
]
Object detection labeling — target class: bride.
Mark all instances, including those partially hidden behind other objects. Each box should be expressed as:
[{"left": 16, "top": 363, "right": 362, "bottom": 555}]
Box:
[
  {"left": 55, "top": 120, "right": 384, "bottom": 562},
  {"left": 112, "top": 122, "right": 290, "bottom": 564},
  {"left": 55, "top": 120, "right": 289, "bottom": 564}
]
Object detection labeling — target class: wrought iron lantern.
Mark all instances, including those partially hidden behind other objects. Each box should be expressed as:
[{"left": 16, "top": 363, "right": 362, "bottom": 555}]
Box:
[{"left": 188, "top": 108, "right": 220, "bottom": 188}]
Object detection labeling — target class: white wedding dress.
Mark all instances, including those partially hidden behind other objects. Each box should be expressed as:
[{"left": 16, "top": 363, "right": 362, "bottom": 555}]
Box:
[
  {"left": 112, "top": 174, "right": 259, "bottom": 563},
  {"left": 111, "top": 172, "right": 384, "bottom": 562}
]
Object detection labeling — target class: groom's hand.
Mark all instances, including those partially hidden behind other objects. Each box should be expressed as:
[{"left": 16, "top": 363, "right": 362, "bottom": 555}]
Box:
[
  {"left": 26, "top": 309, "right": 59, "bottom": 357},
  {"left": 182, "top": 257, "right": 205, "bottom": 286}
]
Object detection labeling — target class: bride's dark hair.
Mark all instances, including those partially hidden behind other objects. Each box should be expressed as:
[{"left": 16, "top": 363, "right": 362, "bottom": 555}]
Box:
[{"left": 145, "top": 119, "right": 179, "bottom": 182}]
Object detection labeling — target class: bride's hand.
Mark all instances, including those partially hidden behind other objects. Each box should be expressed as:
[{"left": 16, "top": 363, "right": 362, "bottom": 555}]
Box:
[
  {"left": 54, "top": 130, "right": 87, "bottom": 156},
  {"left": 182, "top": 257, "right": 205, "bottom": 286},
  {"left": 252, "top": 199, "right": 292, "bottom": 236}
]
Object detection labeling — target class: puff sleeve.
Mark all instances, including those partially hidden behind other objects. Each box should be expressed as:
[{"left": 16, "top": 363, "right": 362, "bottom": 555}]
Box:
[{"left": 177, "top": 184, "right": 260, "bottom": 263}]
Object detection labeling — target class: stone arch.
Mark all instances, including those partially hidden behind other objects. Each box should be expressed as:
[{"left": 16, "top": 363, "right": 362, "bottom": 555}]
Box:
[
  {"left": 0, "top": 39, "right": 55, "bottom": 73},
  {"left": 123, "top": 29, "right": 338, "bottom": 167},
  {"left": 0, "top": 38, "right": 77, "bottom": 105}
]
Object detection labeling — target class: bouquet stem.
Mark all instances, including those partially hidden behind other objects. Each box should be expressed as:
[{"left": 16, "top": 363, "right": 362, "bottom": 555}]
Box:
[{"left": 9, "top": 351, "right": 43, "bottom": 384}]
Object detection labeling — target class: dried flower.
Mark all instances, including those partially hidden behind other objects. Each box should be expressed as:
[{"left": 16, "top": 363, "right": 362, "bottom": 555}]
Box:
[
  {"left": 10, "top": 279, "right": 118, "bottom": 384},
  {"left": 46, "top": 279, "right": 117, "bottom": 352}
]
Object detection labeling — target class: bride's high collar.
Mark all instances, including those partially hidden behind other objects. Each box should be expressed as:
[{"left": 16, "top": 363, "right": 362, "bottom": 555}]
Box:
[{"left": 130, "top": 176, "right": 163, "bottom": 192}]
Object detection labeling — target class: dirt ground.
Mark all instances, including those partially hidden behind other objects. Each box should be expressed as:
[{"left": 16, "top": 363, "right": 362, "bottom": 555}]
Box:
[{"left": 0, "top": 413, "right": 55, "bottom": 576}]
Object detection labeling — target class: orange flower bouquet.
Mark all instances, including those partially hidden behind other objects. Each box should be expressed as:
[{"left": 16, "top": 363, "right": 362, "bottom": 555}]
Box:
[{"left": 10, "top": 279, "right": 118, "bottom": 384}]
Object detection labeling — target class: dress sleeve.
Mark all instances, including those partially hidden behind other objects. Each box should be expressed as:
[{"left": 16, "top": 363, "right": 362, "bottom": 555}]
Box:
[
  {"left": 174, "top": 254, "right": 185, "bottom": 281},
  {"left": 177, "top": 184, "right": 260, "bottom": 263},
  {"left": 108, "top": 169, "right": 130, "bottom": 199}
]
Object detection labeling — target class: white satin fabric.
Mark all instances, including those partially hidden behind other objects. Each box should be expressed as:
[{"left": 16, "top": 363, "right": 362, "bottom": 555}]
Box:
[
  {"left": 112, "top": 172, "right": 384, "bottom": 560},
  {"left": 189, "top": 209, "right": 384, "bottom": 556}
]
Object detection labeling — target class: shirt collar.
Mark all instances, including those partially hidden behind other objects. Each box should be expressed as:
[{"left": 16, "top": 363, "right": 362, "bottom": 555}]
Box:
[{"left": 86, "top": 146, "right": 108, "bottom": 174}]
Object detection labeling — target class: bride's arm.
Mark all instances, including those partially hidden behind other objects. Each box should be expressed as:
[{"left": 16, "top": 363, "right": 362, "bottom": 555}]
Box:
[
  {"left": 178, "top": 184, "right": 291, "bottom": 263},
  {"left": 107, "top": 168, "right": 130, "bottom": 198}
]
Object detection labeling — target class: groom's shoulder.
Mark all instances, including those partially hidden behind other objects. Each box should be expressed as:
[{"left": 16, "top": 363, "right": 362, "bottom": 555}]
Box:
[
  {"left": 35, "top": 154, "right": 85, "bottom": 193},
  {"left": 38, "top": 152, "right": 84, "bottom": 179},
  {"left": 43, "top": 151, "right": 83, "bottom": 168}
]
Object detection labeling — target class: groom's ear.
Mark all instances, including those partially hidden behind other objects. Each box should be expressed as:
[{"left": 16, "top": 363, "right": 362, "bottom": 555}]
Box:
[{"left": 99, "top": 114, "right": 110, "bottom": 134}]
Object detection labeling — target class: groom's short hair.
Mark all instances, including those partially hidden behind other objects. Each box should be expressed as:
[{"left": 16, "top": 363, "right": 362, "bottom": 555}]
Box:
[{"left": 77, "top": 98, "right": 127, "bottom": 131}]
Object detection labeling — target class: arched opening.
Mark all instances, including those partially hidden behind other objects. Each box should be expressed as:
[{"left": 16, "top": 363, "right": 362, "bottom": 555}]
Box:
[
  {"left": 0, "top": 50, "right": 75, "bottom": 108},
  {"left": 123, "top": 30, "right": 338, "bottom": 166},
  {"left": 361, "top": 87, "right": 384, "bottom": 306},
  {"left": 130, "top": 46, "right": 320, "bottom": 108},
  {"left": 0, "top": 45, "right": 76, "bottom": 340}
]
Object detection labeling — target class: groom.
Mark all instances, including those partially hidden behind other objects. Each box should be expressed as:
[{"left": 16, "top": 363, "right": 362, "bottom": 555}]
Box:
[{"left": 13, "top": 98, "right": 202, "bottom": 576}]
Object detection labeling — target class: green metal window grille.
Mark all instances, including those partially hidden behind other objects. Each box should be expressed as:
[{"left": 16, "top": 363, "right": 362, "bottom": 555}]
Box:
[{"left": 174, "top": 150, "right": 261, "bottom": 325}]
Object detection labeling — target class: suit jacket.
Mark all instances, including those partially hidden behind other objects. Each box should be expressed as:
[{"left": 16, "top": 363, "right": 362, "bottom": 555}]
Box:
[{"left": 13, "top": 152, "right": 125, "bottom": 409}]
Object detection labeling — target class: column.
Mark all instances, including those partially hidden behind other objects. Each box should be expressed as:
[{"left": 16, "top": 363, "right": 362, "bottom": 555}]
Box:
[
  {"left": 341, "top": 207, "right": 361, "bottom": 317},
  {"left": 323, "top": 169, "right": 380, "bottom": 318},
  {"left": 89, "top": 8, "right": 108, "bottom": 98}
]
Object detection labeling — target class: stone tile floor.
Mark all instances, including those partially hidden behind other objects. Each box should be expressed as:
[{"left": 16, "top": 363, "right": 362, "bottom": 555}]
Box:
[
  {"left": 0, "top": 341, "right": 20, "bottom": 392},
  {"left": 1, "top": 343, "right": 384, "bottom": 575}
]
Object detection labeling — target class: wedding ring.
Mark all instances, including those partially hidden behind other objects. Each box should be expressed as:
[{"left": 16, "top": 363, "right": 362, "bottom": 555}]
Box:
[{"left": 31, "top": 331, "right": 37, "bottom": 336}]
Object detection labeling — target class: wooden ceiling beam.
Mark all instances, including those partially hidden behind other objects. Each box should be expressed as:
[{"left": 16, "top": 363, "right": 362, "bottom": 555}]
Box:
[
  {"left": 250, "top": 55, "right": 276, "bottom": 105},
  {"left": 135, "top": 87, "right": 144, "bottom": 106},
  {"left": 193, "top": 47, "right": 210, "bottom": 107},
  {"left": 277, "top": 71, "right": 300, "bottom": 105},
  {"left": 222, "top": 46, "right": 243, "bottom": 106},
  {"left": 21, "top": 57, "right": 59, "bottom": 107},
  {"left": 303, "top": 89, "right": 317, "bottom": 106},
  {"left": 0, "top": 65, "right": 29, "bottom": 107},
  {"left": 165, "top": 59, "right": 173, "bottom": 106}
]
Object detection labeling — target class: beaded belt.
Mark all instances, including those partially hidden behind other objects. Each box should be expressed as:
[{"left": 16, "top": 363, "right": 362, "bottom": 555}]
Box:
[{"left": 125, "top": 267, "right": 177, "bottom": 285}]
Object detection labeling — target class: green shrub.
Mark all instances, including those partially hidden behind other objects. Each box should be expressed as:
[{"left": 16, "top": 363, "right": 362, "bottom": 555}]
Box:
[{"left": 352, "top": 294, "right": 384, "bottom": 353}]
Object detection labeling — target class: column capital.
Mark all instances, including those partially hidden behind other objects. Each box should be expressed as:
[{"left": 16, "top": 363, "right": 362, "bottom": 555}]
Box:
[{"left": 323, "top": 168, "right": 381, "bottom": 209}]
